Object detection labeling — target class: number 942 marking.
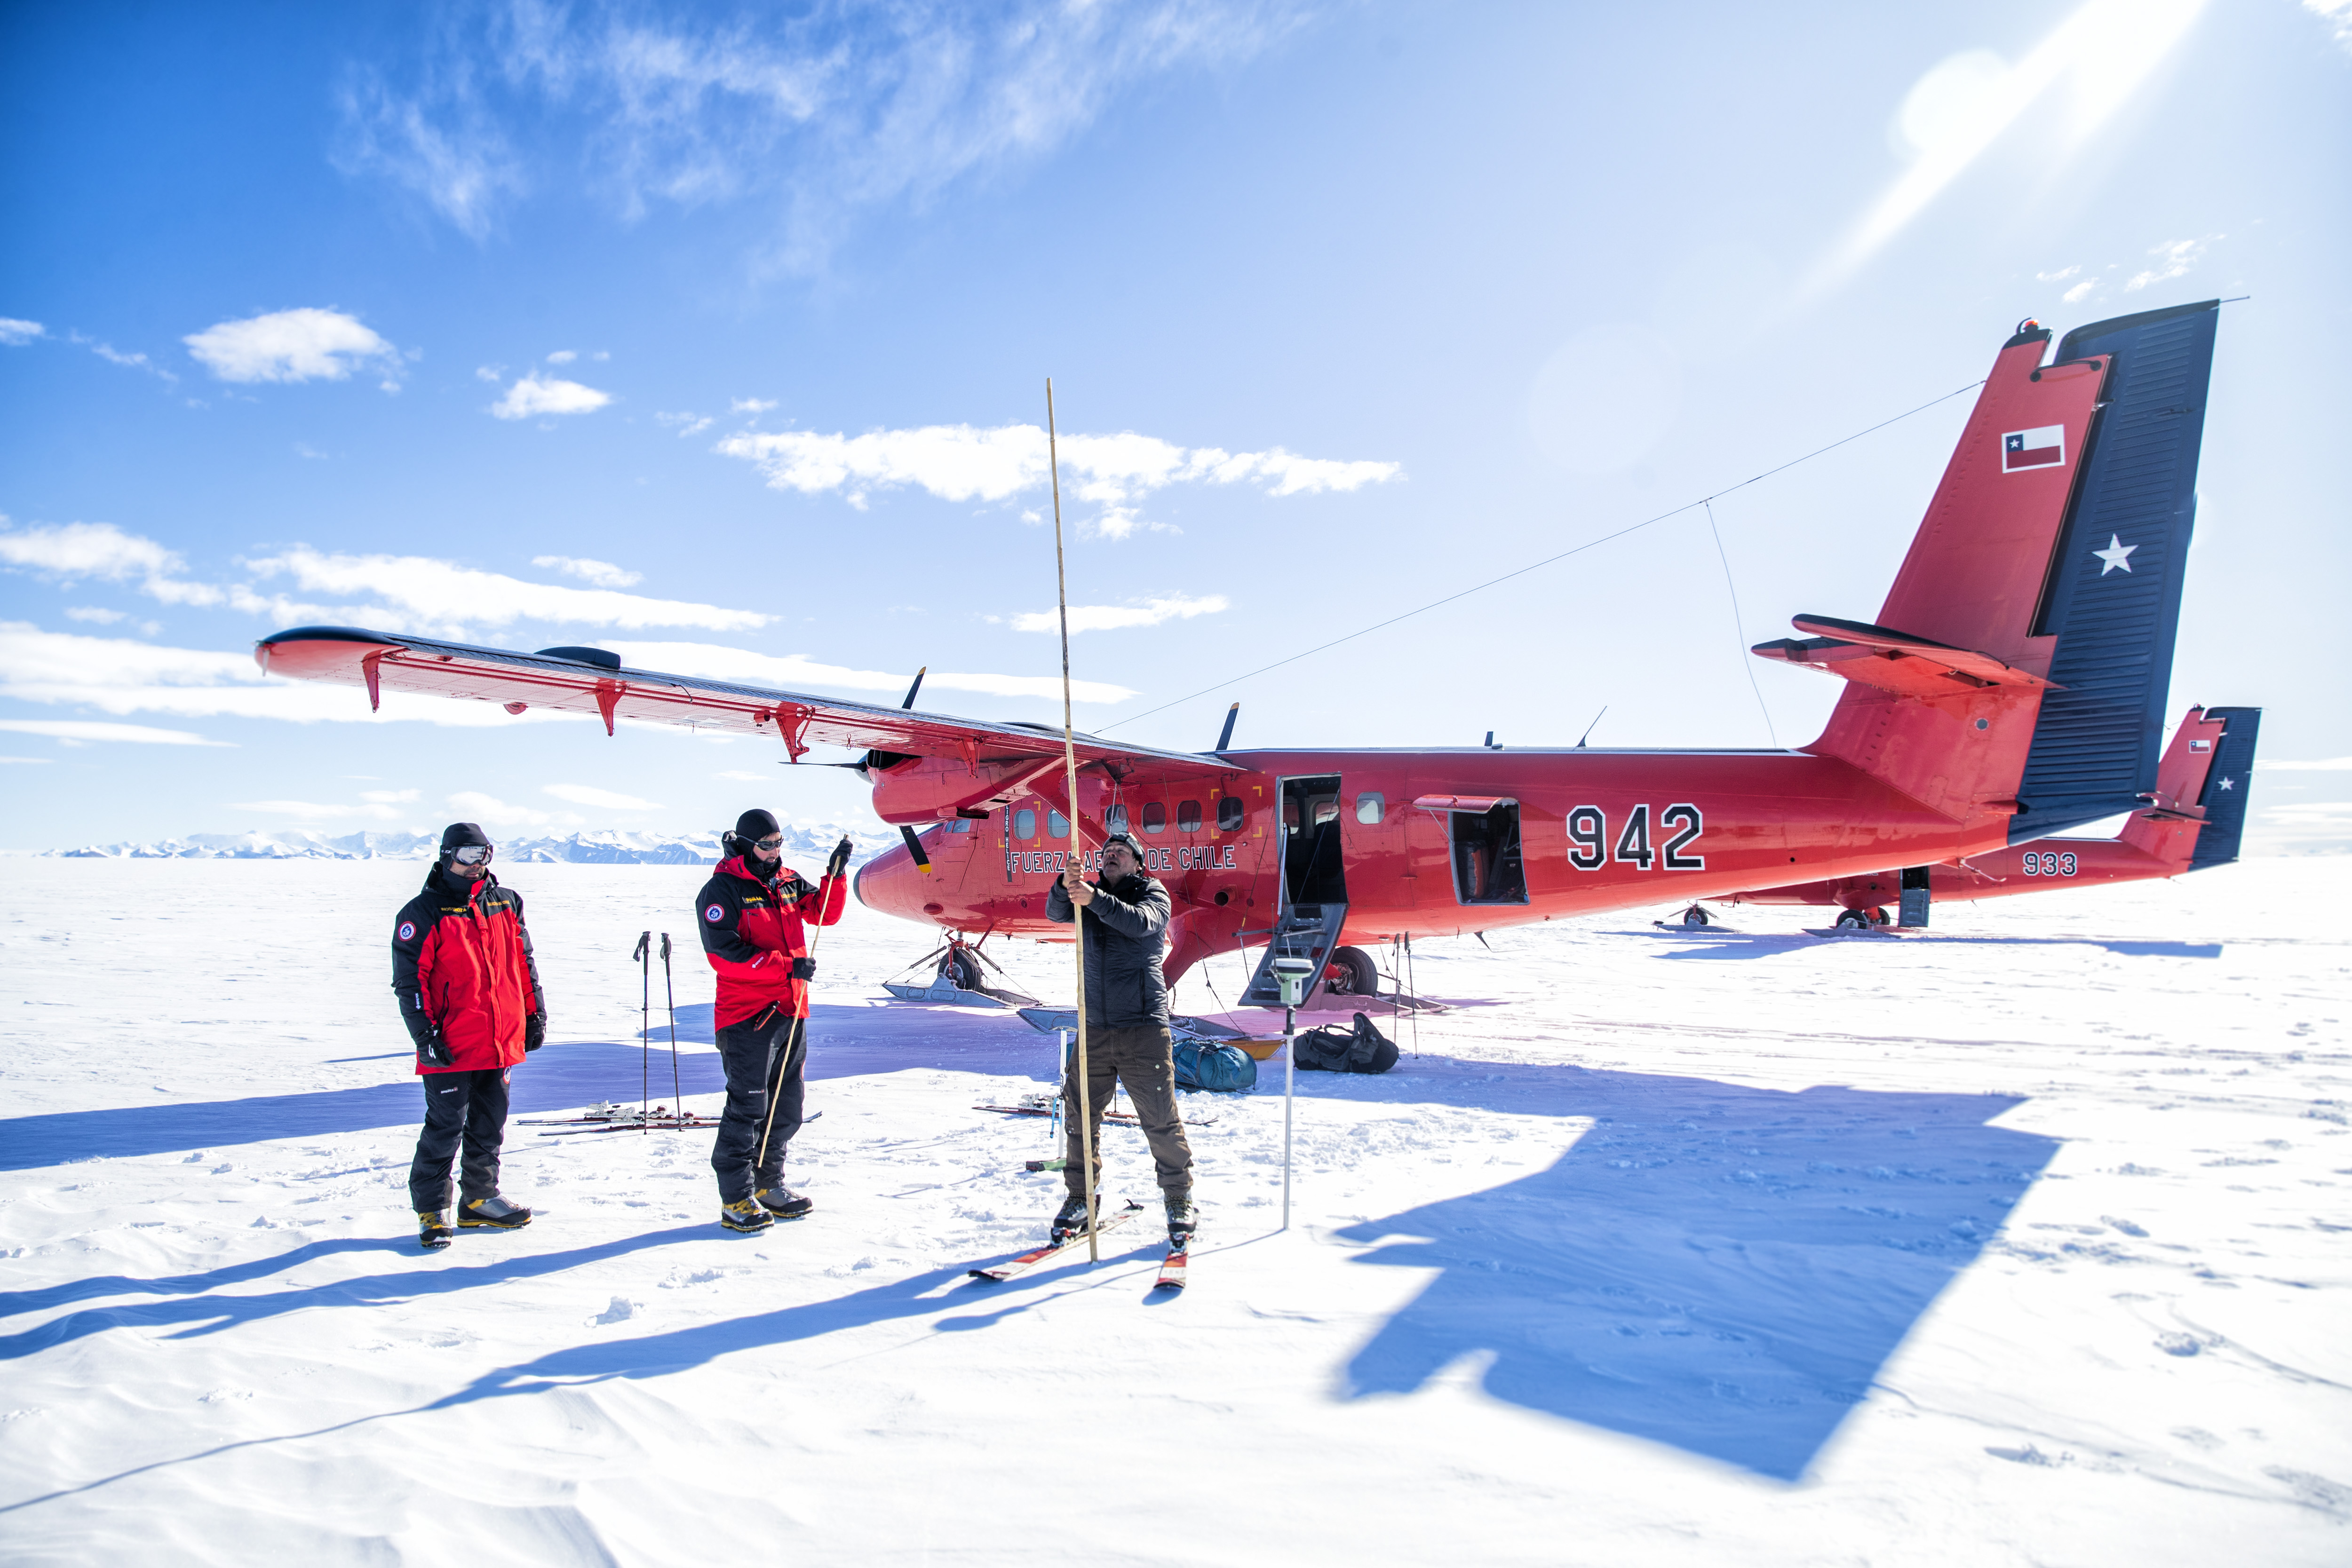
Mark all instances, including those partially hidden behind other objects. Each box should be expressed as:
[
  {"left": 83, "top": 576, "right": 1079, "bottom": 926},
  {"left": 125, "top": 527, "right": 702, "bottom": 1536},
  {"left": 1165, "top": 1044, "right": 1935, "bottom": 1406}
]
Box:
[
  {"left": 1566, "top": 804, "right": 1704, "bottom": 871},
  {"left": 2019, "top": 850, "right": 2077, "bottom": 877}
]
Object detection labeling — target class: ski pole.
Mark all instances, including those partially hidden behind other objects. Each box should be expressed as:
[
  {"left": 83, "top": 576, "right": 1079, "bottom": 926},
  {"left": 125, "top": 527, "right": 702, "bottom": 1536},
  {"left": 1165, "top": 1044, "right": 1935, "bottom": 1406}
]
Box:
[
  {"left": 755, "top": 836, "right": 854, "bottom": 1170},
  {"left": 660, "top": 932, "right": 681, "bottom": 1120},
  {"left": 631, "top": 931, "right": 652, "bottom": 1134}
]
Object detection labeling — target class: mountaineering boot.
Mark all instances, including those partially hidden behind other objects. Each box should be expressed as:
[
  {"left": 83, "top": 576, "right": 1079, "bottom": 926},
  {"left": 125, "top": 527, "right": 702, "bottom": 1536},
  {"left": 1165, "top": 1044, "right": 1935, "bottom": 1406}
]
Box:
[
  {"left": 720, "top": 1198, "right": 774, "bottom": 1234},
  {"left": 756, "top": 1186, "right": 815, "bottom": 1219},
  {"left": 1050, "top": 1194, "right": 1094, "bottom": 1243},
  {"left": 418, "top": 1210, "right": 454, "bottom": 1251},
  {"left": 459, "top": 1195, "right": 533, "bottom": 1230},
  {"left": 1165, "top": 1195, "right": 1198, "bottom": 1249}
]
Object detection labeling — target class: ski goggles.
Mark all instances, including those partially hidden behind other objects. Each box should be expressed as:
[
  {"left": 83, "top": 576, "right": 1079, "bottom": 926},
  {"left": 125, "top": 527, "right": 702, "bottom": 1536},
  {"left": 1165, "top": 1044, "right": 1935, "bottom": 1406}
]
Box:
[
  {"left": 751, "top": 834, "right": 786, "bottom": 852},
  {"left": 450, "top": 844, "right": 494, "bottom": 866}
]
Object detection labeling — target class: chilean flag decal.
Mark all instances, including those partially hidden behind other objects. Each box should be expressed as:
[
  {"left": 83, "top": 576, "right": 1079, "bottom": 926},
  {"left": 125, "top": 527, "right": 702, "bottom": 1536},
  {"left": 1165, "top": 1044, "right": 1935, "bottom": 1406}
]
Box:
[{"left": 2002, "top": 425, "right": 2066, "bottom": 472}]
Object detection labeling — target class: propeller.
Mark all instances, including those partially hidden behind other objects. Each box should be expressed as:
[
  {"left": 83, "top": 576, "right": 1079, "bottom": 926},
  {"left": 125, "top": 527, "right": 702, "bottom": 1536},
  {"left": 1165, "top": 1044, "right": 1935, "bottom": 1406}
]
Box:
[
  {"left": 902, "top": 666, "right": 926, "bottom": 709},
  {"left": 900, "top": 824, "right": 932, "bottom": 875},
  {"left": 1215, "top": 701, "right": 1240, "bottom": 752}
]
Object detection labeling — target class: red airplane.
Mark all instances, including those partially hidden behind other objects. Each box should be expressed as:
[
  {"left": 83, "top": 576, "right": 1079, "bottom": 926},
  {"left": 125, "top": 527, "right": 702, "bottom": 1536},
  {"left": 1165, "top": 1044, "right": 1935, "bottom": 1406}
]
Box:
[
  {"left": 254, "top": 300, "right": 2225, "bottom": 1007},
  {"left": 1708, "top": 702, "right": 2259, "bottom": 929}
]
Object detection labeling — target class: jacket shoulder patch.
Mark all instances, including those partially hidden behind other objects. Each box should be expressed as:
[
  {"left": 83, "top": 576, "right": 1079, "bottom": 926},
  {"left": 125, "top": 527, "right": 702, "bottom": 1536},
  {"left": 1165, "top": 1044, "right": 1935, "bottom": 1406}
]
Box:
[{"left": 705, "top": 903, "right": 726, "bottom": 923}]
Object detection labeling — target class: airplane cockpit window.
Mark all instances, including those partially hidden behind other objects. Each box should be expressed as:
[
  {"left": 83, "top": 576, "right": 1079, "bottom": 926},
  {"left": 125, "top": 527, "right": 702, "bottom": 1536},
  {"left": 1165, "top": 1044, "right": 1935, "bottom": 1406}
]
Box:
[
  {"left": 1217, "top": 797, "right": 1243, "bottom": 832},
  {"left": 946, "top": 818, "right": 970, "bottom": 833},
  {"left": 1356, "top": 792, "right": 1384, "bottom": 825},
  {"left": 1048, "top": 811, "right": 1070, "bottom": 839},
  {"left": 1177, "top": 800, "right": 1203, "bottom": 832},
  {"left": 1014, "top": 808, "right": 1037, "bottom": 839},
  {"left": 1142, "top": 801, "right": 1167, "bottom": 833},
  {"left": 1106, "top": 804, "right": 1129, "bottom": 834}
]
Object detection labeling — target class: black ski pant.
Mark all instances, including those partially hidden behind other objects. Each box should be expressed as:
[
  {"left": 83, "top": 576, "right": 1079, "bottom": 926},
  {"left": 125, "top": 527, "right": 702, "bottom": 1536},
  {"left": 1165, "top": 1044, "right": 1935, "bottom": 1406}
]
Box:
[
  {"left": 1063, "top": 1023, "right": 1192, "bottom": 1202},
  {"left": 711, "top": 1008, "right": 805, "bottom": 1204},
  {"left": 409, "top": 1067, "right": 509, "bottom": 1212}
]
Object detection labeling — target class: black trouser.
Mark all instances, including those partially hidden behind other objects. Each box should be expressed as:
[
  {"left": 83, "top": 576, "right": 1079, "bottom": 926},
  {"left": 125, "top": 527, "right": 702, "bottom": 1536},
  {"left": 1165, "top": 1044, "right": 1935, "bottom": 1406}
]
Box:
[
  {"left": 409, "top": 1067, "right": 509, "bottom": 1212},
  {"left": 1064, "top": 1023, "right": 1192, "bottom": 1201},
  {"left": 712, "top": 1008, "right": 804, "bottom": 1203}
]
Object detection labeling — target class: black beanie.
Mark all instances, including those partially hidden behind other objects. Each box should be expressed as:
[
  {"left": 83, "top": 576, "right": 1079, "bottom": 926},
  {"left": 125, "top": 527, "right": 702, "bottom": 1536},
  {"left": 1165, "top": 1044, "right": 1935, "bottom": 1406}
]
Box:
[
  {"left": 734, "top": 809, "right": 781, "bottom": 841},
  {"left": 1101, "top": 831, "right": 1145, "bottom": 865},
  {"left": 439, "top": 822, "right": 492, "bottom": 855}
]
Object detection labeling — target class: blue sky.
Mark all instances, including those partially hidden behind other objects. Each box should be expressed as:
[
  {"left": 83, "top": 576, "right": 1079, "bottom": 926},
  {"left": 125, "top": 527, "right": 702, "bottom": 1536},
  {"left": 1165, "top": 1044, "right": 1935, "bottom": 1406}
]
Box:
[{"left": 3, "top": 0, "right": 2347, "bottom": 854}]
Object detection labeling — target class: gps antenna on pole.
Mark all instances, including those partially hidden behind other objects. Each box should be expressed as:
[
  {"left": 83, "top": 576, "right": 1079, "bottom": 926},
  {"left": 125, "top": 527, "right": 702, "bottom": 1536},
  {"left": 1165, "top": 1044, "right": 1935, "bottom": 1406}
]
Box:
[{"left": 1048, "top": 376, "right": 1100, "bottom": 1264}]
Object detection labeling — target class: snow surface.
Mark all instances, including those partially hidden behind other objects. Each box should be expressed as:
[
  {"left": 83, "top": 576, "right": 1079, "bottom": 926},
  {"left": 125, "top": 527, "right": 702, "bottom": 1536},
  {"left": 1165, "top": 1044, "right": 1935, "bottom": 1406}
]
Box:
[
  {"left": 0, "top": 857, "right": 2345, "bottom": 1565},
  {"left": 42, "top": 824, "right": 894, "bottom": 864}
]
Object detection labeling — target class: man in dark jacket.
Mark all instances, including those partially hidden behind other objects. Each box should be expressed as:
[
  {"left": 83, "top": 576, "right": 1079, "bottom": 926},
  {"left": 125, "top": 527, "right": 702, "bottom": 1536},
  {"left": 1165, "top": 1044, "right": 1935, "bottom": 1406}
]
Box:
[
  {"left": 1047, "top": 831, "right": 1194, "bottom": 1246},
  {"left": 392, "top": 823, "right": 547, "bottom": 1251},
  {"left": 695, "top": 809, "right": 848, "bottom": 1234}
]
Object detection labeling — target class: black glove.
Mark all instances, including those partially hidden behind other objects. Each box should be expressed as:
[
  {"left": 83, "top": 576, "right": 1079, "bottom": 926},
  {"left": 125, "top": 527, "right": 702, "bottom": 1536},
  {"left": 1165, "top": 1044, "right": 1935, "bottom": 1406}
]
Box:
[
  {"left": 826, "top": 835, "right": 854, "bottom": 879},
  {"left": 524, "top": 1012, "right": 547, "bottom": 1051},
  {"left": 790, "top": 957, "right": 817, "bottom": 981},
  {"left": 417, "top": 1029, "right": 453, "bottom": 1068}
]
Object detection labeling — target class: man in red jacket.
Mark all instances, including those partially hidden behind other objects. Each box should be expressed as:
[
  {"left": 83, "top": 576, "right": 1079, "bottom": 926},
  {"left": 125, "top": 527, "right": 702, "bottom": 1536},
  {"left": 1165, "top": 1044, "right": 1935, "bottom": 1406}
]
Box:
[
  {"left": 392, "top": 823, "right": 547, "bottom": 1251},
  {"left": 696, "top": 809, "right": 848, "bottom": 1233}
]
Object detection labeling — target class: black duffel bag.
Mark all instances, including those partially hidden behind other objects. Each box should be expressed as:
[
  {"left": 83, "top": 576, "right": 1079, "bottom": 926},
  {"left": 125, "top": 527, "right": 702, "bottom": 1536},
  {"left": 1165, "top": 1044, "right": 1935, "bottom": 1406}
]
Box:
[{"left": 1291, "top": 1012, "right": 1399, "bottom": 1074}]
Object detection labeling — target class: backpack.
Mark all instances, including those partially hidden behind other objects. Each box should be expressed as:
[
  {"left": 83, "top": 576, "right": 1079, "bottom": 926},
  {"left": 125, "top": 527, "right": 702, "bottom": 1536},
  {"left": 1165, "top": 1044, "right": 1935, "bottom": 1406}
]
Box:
[
  {"left": 1174, "top": 1036, "right": 1258, "bottom": 1094},
  {"left": 1291, "top": 1012, "right": 1399, "bottom": 1075}
]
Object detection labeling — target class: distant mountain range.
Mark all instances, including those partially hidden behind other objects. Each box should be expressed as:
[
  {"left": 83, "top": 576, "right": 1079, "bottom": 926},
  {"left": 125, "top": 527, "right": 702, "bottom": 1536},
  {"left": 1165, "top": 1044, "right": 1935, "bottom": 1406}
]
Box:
[{"left": 47, "top": 824, "right": 897, "bottom": 865}]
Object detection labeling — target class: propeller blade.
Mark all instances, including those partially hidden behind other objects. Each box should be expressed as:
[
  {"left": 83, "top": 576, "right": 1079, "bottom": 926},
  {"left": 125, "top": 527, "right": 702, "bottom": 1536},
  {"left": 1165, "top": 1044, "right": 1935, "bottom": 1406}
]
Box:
[
  {"left": 1215, "top": 701, "right": 1240, "bottom": 752},
  {"left": 901, "top": 666, "right": 927, "bottom": 709},
  {"left": 900, "top": 824, "right": 933, "bottom": 875}
]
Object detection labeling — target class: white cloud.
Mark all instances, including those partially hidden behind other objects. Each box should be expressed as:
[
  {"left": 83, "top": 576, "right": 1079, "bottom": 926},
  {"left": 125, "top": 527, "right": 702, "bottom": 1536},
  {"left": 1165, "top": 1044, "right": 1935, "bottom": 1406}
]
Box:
[
  {"left": 491, "top": 373, "right": 612, "bottom": 419},
  {"left": 1006, "top": 594, "right": 1229, "bottom": 634},
  {"left": 2257, "top": 757, "right": 2352, "bottom": 772},
  {"left": 448, "top": 791, "right": 559, "bottom": 828},
  {"left": 183, "top": 308, "right": 400, "bottom": 384},
  {"left": 714, "top": 422, "right": 1399, "bottom": 531},
  {"left": 0, "top": 520, "right": 222, "bottom": 606},
  {"left": 544, "top": 782, "right": 662, "bottom": 810},
  {"left": 532, "top": 554, "right": 644, "bottom": 589},
  {"left": 2063, "top": 277, "right": 2098, "bottom": 303},
  {"left": 2034, "top": 266, "right": 2081, "bottom": 282},
  {"left": 360, "top": 788, "right": 421, "bottom": 803},
  {"left": 546, "top": 349, "right": 578, "bottom": 364},
  {"left": 74, "top": 335, "right": 175, "bottom": 380},
  {"left": 64, "top": 606, "right": 128, "bottom": 625},
  {"left": 2305, "top": 0, "right": 2352, "bottom": 52},
  {"left": 247, "top": 548, "right": 767, "bottom": 634},
  {"left": 332, "top": 2, "right": 1305, "bottom": 270},
  {"left": 0, "top": 718, "right": 232, "bottom": 747},
  {"left": 229, "top": 798, "right": 406, "bottom": 822},
  {"left": 731, "top": 397, "right": 778, "bottom": 413},
  {"left": 476, "top": 364, "right": 505, "bottom": 382},
  {"left": 658, "top": 411, "right": 715, "bottom": 436},
  {"left": 2126, "top": 236, "right": 2215, "bottom": 292},
  {"left": 0, "top": 756, "right": 55, "bottom": 764},
  {"left": 0, "top": 318, "right": 44, "bottom": 346},
  {"left": 603, "top": 638, "right": 1134, "bottom": 705}
]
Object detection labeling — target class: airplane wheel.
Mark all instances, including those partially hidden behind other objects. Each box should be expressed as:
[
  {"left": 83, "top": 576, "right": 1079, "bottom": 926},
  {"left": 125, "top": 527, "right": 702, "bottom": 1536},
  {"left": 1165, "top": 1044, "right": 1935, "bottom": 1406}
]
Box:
[
  {"left": 1834, "top": 910, "right": 1870, "bottom": 930},
  {"left": 944, "top": 948, "right": 984, "bottom": 990},
  {"left": 1325, "top": 946, "right": 1380, "bottom": 995},
  {"left": 1867, "top": 907, "right": 1891, "bottom": 926},
  {"left": 1680, "top": 904, "right": 1711, "bottom": 927}
]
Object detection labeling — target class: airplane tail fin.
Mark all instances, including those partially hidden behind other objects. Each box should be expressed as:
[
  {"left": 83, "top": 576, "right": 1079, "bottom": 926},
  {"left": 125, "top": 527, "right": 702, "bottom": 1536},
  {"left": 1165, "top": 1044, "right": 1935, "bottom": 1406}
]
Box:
[
  {"left": 2117, "top": 705, "right": 2226, "bottom": 867},
  {"left": 1756, "top": 301, "right": 2221, "bottom": 830},
  {"left": 2185, "top": 705, "right": 2260, "bottom": 870}
]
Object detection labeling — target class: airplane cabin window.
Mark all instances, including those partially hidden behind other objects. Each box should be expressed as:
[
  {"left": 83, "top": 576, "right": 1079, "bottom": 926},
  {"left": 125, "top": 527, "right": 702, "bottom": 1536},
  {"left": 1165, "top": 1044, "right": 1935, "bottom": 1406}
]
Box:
[
  {"left": 1356, "top": 792, "right": 1384, "bottom": 825},
  {"left": 1106, "top": 804, "right": 1129, "bottom": 834},
  {"left": 1217, "top": 797, "right": 1243, "bottom": 832},
  {"left": 1177, "top": 800, "right": 1203, "bottom": 832},
  {"left": 1311, "top": 797, "right": 1339, "bottom": 825},
  {"left": 1048, "top": 810, "right": 1070, "bottom": 839},
  {"left": 1142, "top": 801, "right": 1167, "bottom": 833},
  {"left": 1014, "top": 808, "right": 1037, "bottom": 839}
]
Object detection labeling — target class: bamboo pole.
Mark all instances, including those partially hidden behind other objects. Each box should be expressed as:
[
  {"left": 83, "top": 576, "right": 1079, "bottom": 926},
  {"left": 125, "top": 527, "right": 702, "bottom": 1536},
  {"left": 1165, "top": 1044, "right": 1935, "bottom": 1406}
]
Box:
[{"left": 1047, "top": 378, "right": 1099, "bottom": 1262}]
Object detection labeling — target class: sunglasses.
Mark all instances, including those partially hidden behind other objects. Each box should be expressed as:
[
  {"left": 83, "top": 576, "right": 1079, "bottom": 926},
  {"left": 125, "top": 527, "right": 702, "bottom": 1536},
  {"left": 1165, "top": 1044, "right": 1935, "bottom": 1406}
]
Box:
[
  {"left": 451, "top": 844, "right": 493, "bottom": 866},
  {"left": 752, "top": 834, "right": 786, "bottom": 851}
]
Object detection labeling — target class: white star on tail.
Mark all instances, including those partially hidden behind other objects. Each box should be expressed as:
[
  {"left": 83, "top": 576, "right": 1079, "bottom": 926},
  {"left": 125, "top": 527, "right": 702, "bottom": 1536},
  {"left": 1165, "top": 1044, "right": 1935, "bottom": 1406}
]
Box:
[
  {"left": 2217, "top": 776, "right": 2233, "bottom": 790},
  {"left": 2093, "top": 534, "right": 2137, "bottom": 574}
]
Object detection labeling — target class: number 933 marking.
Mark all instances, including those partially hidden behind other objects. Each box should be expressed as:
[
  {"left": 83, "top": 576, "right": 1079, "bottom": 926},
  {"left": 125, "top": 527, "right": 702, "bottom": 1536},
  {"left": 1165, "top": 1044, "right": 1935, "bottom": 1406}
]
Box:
[{"left": 2019, "top": 850, "right": 2077, "bottom": 877}]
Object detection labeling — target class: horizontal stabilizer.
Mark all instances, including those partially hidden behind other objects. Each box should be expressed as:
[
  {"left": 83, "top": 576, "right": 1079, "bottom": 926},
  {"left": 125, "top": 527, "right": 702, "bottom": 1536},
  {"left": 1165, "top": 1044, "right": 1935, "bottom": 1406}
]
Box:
[{"left": 1754, "top": 614, "right": 2055, "bottom": 701}]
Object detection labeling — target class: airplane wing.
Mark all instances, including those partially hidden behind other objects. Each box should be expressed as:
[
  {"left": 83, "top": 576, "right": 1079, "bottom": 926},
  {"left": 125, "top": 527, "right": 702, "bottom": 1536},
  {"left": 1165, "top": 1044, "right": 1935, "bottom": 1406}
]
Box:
[{"left": 253, "top": 626, "right": 1229, "bottom": 787}]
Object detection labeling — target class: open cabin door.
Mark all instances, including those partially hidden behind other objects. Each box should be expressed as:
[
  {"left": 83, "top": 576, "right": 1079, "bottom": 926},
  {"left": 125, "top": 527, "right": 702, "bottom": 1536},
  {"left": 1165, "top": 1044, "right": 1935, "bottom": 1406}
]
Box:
[{"left": 1240, "top": 775, "right": 1350, "bottom": 1006}]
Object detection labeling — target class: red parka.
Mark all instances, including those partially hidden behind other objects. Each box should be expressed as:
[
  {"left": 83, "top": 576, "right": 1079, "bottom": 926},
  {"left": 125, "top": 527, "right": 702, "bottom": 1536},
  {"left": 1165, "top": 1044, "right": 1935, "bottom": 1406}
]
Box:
[
  {"left": 695, "top": 855, "right": 847, "bottom": 1029},
  {"left": 390, "top": 867, "right": 546, "bottom": 1074}
]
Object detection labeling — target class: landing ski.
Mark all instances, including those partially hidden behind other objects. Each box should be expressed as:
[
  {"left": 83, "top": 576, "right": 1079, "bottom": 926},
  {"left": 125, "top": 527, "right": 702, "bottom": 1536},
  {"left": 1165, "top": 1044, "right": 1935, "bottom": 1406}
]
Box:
[{"left": 968, "top": 1200, "right": 1145, "bottom": 1283}]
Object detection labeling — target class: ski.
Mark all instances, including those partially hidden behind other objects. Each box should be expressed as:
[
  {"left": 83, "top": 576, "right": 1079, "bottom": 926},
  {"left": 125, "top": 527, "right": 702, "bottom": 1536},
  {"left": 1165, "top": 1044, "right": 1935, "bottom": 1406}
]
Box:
[
  {"left": 969, "top": 1200, "right": 1145, "bottom": 1283},
  {"left": 1152, "top": 1242, "right": 1189, "bottom": 1291},
  {"left": 536, "top": 1118, "right": 722, "bottom": 1136},
  {"left": 977, "top": 1103, "right": 1137, "bottom": 1125}
]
